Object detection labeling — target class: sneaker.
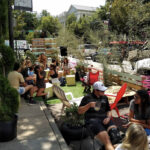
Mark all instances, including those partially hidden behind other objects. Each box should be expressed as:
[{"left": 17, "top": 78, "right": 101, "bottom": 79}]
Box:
[{"left": 28, "top": 99, "right": 37, "bottom": 105}]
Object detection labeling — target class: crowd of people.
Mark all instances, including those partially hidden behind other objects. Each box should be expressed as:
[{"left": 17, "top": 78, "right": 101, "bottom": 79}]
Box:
[
  {"left": 7, "top": 53, "right": 150, "bottom": 149},
  {"left": 7, "top": 54, "right": 71, "bottom": 104}
]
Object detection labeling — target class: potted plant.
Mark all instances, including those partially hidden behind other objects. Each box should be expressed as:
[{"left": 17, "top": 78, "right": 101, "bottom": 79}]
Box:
[
  {"left": 60, "top": 103, "right": 88, "bottom": 143},
  {"left": 0, "top": 75, "right": 20, "bottom": 142},
  {"left": 0, "top": 44, "right": 19, "bottom": 142}
]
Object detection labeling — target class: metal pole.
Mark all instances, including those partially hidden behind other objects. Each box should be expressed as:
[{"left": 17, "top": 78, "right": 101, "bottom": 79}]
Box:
[{"left": 8, "top": 0, "right": 14, "bottom": 50}]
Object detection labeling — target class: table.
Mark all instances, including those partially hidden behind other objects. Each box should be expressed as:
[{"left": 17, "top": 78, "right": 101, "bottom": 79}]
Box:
[
  {"left": 105, "top": 86, "right": 135, "bottom": 104},
  {"left": 66, "top": 75, "right": 76, "bottom": 86},
  {"left": 45, "top": 83, "right": 53, "bottom": 98}
]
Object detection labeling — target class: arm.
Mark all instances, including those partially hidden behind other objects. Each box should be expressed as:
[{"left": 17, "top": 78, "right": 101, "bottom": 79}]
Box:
[
  {"left": 107, "top": 111, "right": 112, "bottom": 118},
  {"left": 103, "top": 111, "right": 112, "bottom": 125},
  {"left": 78, "top": 102, "right": 96, "bottom": 114},
  {"left": 37, "top": 70, "right": 44, "bottom": 79},
  {"left": 135, "top": 120, "right": 150, "bottom": 129},
  {"left": 129, "top": 110, "right": 145, "bottom": 124}
]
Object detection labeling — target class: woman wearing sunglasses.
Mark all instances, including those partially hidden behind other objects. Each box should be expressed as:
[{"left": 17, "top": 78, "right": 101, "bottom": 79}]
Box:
[{"left": 124, "top": 89, "right": 150, "bottom": 135}]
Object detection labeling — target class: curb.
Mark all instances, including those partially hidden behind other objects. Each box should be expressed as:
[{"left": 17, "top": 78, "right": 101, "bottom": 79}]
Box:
[{"left": 40, "top": 101, "right": 69, "bottom": 150}]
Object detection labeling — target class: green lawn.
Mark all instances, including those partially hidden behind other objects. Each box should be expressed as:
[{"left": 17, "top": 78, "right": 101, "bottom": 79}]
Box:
[{"left": 46, "top": 81, "right": 85, "bottom": 105}]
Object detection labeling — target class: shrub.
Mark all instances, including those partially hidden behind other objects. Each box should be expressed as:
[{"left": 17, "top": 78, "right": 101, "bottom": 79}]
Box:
[{"left": 0, "top": 75, "right": 19, "bottom": 121}]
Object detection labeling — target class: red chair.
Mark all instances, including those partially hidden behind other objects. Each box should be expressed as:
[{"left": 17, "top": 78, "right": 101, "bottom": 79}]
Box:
[
  {"left": 89, "top": 71, "right": 99, "bottom": 85},
  {"left": 106, "top": 83, "right": 127, "bottom": 118},
  {"left": 81, "top": 69, "right": 100, "bottom": 93}
]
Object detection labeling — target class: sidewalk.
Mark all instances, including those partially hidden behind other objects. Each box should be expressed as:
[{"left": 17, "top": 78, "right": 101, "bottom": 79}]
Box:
[{"left": 0, "top": 99, "right": 69, "bottom": 150}]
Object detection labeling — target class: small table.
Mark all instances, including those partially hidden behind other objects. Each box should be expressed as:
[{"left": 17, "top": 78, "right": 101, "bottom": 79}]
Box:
[
  {"left": 45, "top": 83, "right": 53, "bottom": 98},
  {"left": 66, "top": 75, "right": 76, "bottom": 86},
  {"left": 105, "top": 86, "right": 135, "bottom": 104}
]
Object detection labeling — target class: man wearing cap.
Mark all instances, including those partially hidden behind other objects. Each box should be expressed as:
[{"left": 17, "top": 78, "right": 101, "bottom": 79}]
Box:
[{"left": 78, "top": 81, "right": 121, "bottom": 150}]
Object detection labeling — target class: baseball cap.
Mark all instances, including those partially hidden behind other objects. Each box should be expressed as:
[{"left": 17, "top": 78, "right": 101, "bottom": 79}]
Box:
[{"left": 93, "top": 81, "right": 107, "bottom": 91}]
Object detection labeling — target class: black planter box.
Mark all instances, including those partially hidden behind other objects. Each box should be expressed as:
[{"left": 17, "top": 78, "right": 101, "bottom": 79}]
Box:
[{"left": 0, "top": 115, "right": 18, "bottom": 142}]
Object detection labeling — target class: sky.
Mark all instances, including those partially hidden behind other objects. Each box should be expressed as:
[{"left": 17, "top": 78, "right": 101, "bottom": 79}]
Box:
[{"left": 32, "top": 0, "right": 106, "bottom": 16}]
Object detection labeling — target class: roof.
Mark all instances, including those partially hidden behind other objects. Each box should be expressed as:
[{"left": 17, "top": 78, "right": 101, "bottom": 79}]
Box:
[{"left": 71, "top": 4, "right": 97, "bottom": 12}]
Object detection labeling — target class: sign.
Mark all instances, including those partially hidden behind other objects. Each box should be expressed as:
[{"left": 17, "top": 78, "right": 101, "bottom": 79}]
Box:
[
  {"left": 14, "top": 0, "right": 32, "bottom": 11},
  {"left": 5, "top": 40, "right": 28, "bottom": 50}
]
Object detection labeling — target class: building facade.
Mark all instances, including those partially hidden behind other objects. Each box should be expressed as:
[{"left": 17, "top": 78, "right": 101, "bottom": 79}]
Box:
[{"left": 58, "top": 4, "right": 97, "bottom": 26}]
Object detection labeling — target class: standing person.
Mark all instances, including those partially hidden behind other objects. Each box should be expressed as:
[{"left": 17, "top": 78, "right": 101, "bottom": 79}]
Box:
[
  {"left": 78, "top": 81, "right": 121, "bottom": 150},
  {"left": 48, "top": 64, "right": 60, "bottom": 86},
  {"left": 8, "top": 62, "right": 36, "bottom": 104},
  {"left": 63, "top": 58, "right": 70, "bottom": 76},
  {"left": 38, "top": 53, "right": 47, "bottom": 69},
  {"left": 123, "top": 90, "right": 150, "bottom": 131},
  {"left": 115, "top": 124, "right": 148, "bottom": 150},
  {"left": 33, "top": 65, "right": 47, "bottom": 98}
]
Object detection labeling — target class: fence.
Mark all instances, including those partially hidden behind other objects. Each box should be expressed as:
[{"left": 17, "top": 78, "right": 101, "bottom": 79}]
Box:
[{"left": 105, "top": 69, "right": 143, "bottom": 90}]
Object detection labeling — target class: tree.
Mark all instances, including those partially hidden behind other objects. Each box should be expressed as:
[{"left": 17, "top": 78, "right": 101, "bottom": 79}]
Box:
[
  {"left": 96, "top": 5, "right": 108, "bottom": 21},
  {"left": 0, "top": 45, "right": 15, "bottom": 77},
  {"left": 22, "top": 11, "right": 39, "bottom": 32},
  {"left": 74, "top": 16, "right": 91, "bottom": 42},
  {"left": 110, "top": 0, "right": 131, "bottom": 34},
  {"left": 41, "top": 10, "right": 50, "bottom": 17},
  {"left": 127, "top": 2, "right": 150, "bottom": 39},
  {"left": 56, "top": 28, "right": 84, "bottom": 60},
  {"left": 66, "top": 13, "right": 77, "bottom": 32},
  {"left": 0, "top": 0, "right": 8, "bottom": 44},
  {"left": 39, "top": 15, "right": 61, "bottom": 37},
  {"left": 13, "top": 10, "right": 39, "bottom": 40}
]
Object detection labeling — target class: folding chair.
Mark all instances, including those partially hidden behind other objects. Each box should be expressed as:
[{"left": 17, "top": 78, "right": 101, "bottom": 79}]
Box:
[
  {"left": 81, "top": 70, "right": 99, "bottom": 93},
  {"left": 52, "top": 85, "right": 83, "bottom": 112},
  {"left": 106, "top": 83, "right": 127, "bottom": 119}
]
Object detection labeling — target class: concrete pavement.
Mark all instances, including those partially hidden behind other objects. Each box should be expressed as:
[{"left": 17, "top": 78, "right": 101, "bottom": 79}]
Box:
[{"left": 0, "top": 99, "right": 69, "bottom": 150}]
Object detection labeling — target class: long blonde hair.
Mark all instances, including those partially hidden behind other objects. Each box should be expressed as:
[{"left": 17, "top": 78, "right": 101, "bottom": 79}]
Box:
[{"left": 121, "top": 124, "right": 148, "bottom": 150}]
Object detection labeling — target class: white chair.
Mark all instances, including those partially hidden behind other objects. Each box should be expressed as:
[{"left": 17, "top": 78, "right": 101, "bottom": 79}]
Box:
[{"left": 52, "top": 85, "right": 83, "bottom": 112}]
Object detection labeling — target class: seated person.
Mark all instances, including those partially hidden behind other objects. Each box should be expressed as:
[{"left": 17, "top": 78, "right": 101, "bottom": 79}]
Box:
[
  {"left": 115, "top": 124, "right": 148, "bottom": 150},
  {"left": 48, "top": 64, "right": 60, "bottom": 86},
  {"left": 8, "top": 62, "right": 36, "bottom": 104},
  {"left": 78, "top": 81, "right": 121, "bottom": 150},
  {"left": 123, "top": 89, "right": 150, "bottom": 134},
  {"left": 62, "top": 58, "right": 70, "bottom": 76},
  {"left": 32, "top": 64, "right": 47, "bottom": 98},
  {"left": 27, "top": 65, "right": 36, "bottom": 85}
]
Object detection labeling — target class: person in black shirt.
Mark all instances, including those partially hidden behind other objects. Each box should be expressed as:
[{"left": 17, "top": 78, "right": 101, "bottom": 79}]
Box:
[
  {"left": 78, "top": 81, "right": 120, "bottom": 150},
  {"left": 48, "top": 64, "right": 60, "bottom": 86},
  {"left": 32, "top": 65, "right": 47, "bottom": 98}
]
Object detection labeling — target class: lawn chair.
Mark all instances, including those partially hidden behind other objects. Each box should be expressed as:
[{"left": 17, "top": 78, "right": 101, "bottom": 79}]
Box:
[
  {"left": 81, "top": 70, "right": 100, "bottom": 93},
  {"left": 52, "top": 85, "right": 83, "bottom": 112},
  {"left": 106, "top": 83, "right": 127, "bottom": 119}
]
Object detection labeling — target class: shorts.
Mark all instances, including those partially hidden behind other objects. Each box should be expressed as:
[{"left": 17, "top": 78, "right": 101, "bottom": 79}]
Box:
[
  {"left": 18, "top": 87, "right": 25, "bottom": 95},
  {"left": 85, "top": 117, "right": 114, "bottom": 136}
]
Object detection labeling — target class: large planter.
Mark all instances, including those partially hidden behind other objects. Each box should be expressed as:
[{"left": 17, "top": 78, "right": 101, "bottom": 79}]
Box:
[
  {"left": 0, "top": 115, "right": 18, "bottom": 142},
  {"left": 61, "top": 123, "right": 89, "bottom": 143}
]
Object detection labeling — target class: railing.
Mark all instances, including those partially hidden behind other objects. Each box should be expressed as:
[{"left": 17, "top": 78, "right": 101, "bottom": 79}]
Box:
[{"left": 105, "top": 69, "right": 143, "bottom": 90}]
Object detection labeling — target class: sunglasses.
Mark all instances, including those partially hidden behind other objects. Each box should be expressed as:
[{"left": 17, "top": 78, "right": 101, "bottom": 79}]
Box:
[{"left": 96, "top": 90, "right": 104, "bottom": 92}]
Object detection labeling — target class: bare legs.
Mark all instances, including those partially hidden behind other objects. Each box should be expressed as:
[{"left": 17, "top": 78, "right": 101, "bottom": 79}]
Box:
[
  {"left": 30, "top": 86, "right": 47, "bottom": 97},
  {"left": 96, "top": 131, "right": 114, "bottom": 150}
]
